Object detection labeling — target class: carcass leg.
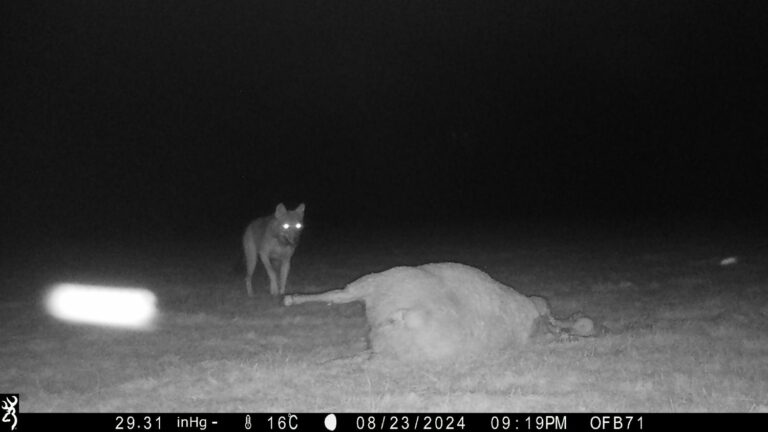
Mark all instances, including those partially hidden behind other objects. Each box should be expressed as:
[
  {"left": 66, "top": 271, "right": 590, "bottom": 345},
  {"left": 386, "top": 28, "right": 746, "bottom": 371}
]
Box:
[{"left": 283, "top": 288, "right": 364, "bottom": 306}]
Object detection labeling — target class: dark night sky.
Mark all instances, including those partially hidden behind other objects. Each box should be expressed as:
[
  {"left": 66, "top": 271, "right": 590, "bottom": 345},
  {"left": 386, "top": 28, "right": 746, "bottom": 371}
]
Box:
[{"left": 2, "top": 0, "right": 767, "bottom": 246}]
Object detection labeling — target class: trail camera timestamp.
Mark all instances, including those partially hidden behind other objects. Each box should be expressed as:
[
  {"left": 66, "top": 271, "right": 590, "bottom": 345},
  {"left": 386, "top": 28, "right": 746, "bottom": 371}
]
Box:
[
  {"left": 354, "top": 415, "right": 466, "bottom": 430},
  {"left": 491, "top": 415, "right": 567, "bottom": 431}
]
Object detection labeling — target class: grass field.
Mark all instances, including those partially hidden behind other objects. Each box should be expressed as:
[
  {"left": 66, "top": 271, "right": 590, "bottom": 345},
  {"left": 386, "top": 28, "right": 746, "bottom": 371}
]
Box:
[{"left": 1, "top": 228, "right": 767, "bottom": 412}]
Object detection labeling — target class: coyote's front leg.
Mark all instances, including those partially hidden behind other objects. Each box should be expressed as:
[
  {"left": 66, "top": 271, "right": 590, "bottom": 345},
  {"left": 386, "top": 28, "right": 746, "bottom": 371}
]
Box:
[
  {"left": 260, "top": 252, "right": 280, "bottom": 296},
  {"left": 278, "top": 258, "right": 291, "bottom": 295}
]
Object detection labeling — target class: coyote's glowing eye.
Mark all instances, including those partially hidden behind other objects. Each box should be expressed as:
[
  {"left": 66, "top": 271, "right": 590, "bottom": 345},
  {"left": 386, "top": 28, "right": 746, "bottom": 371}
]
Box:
[
  {"left": 282, "top": 223, "right": 290, "bottom": 230},
  {"left": 295, "top": 223, "right": 302, "bottom": 229}
]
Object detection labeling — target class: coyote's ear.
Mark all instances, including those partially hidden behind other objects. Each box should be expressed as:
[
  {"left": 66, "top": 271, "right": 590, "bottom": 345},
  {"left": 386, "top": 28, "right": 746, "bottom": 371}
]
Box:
[
  {"left": 295, "top": 203, "right": 305, "bottom": 215},
  {"left": 275, "top": 203, "right": 287, "bottom": 217}
]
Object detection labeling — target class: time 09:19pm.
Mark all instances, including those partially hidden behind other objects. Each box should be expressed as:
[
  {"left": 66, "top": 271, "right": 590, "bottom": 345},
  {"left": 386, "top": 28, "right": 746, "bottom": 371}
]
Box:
[{"left": 491, "top": 415, "right": 567, "bottom": 430}]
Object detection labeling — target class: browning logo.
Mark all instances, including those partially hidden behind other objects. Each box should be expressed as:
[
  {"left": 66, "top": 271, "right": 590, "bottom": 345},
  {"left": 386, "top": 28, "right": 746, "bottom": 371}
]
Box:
[{"left": 1, "top": 395, "right": 17, "bottom": 431}]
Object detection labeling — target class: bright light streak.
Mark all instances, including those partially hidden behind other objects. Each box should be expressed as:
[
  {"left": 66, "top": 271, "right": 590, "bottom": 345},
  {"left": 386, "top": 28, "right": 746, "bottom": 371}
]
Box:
[{"left": 45, "top": 283, "right": 157, "bottom": 329}]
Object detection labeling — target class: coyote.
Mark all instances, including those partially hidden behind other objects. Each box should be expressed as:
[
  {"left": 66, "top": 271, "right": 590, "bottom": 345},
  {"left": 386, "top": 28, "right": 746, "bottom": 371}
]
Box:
[{"left": 242, "top": 203, "right": 305, "bottom": 297}]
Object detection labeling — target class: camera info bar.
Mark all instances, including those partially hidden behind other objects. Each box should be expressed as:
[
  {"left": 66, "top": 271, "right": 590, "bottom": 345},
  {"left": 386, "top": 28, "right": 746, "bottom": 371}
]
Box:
[{"left": 6, "top": 412, "right": 763, "bottom": 432}]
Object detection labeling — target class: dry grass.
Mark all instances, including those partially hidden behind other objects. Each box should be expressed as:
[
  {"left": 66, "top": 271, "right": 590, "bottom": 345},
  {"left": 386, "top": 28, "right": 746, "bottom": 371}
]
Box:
[{"left": 1, "top": 232, "right": 767, "bottom": 412}]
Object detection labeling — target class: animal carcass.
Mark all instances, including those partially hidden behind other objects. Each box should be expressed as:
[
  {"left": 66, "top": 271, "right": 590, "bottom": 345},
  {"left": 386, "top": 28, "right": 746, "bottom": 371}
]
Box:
[{"left": 284, "top": 263, "right": 595, "bottom": 362}]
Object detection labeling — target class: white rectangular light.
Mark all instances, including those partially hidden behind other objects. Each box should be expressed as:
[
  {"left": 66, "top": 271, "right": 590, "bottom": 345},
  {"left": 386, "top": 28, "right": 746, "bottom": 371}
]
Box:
[{"left": 45, "top": 283, "right": 157, "bottom": 329}]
